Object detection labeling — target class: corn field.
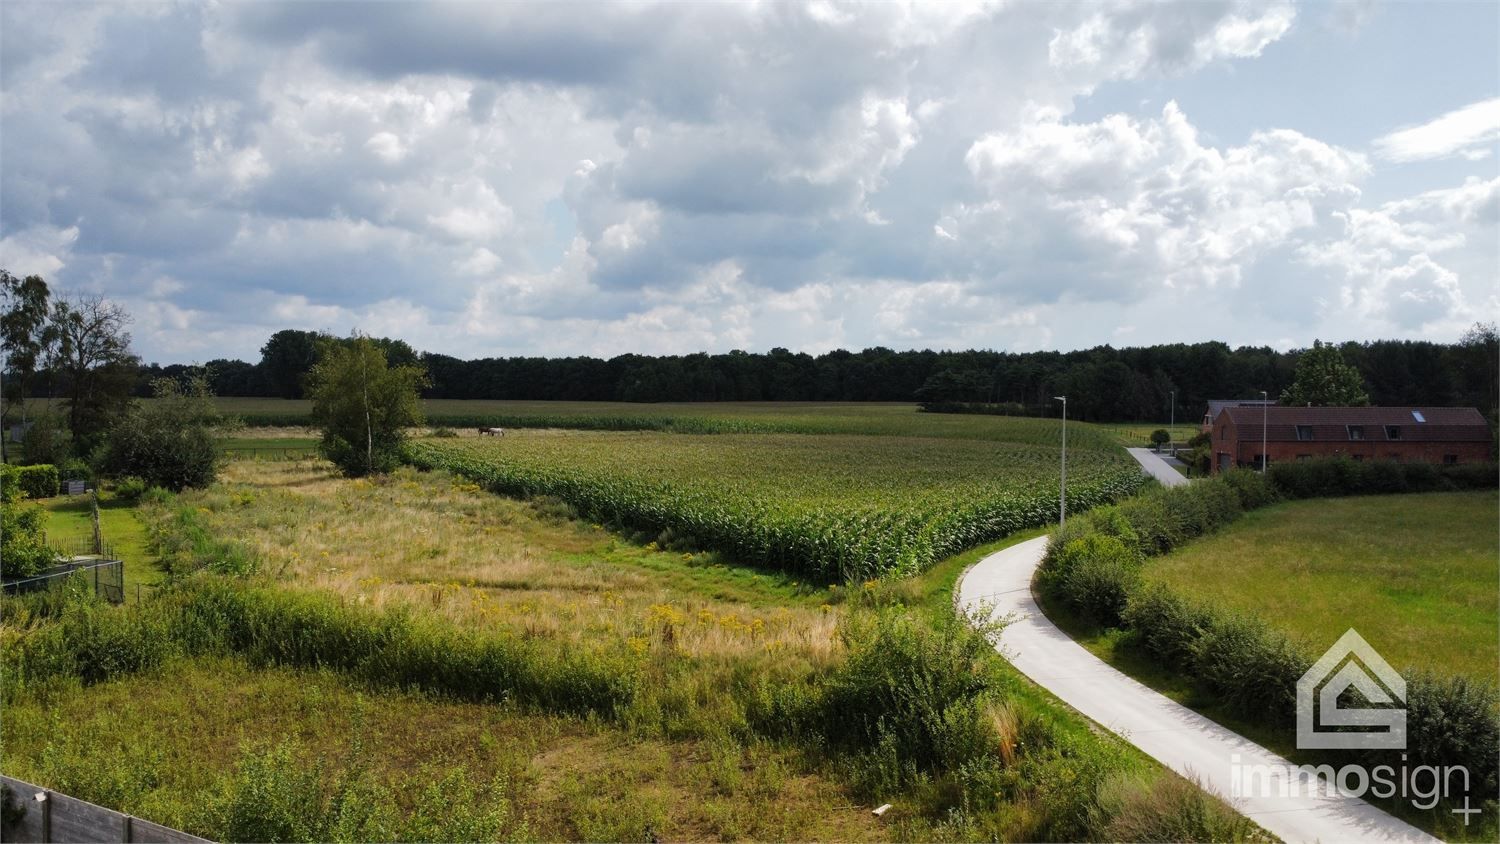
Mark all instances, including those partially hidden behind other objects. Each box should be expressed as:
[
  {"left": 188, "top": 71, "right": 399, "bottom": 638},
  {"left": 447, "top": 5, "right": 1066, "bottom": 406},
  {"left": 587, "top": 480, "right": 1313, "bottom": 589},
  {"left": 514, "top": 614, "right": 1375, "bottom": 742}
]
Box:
[{"left": 407, "top": 427, "right": 1147, "bottom": 581}]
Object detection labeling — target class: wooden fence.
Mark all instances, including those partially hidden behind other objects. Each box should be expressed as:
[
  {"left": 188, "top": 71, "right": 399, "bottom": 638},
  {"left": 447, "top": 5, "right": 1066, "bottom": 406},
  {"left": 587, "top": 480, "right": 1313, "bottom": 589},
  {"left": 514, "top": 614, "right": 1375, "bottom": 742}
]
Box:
[{"left": 0, "top": 775, "right": 208, "bottom": 844}]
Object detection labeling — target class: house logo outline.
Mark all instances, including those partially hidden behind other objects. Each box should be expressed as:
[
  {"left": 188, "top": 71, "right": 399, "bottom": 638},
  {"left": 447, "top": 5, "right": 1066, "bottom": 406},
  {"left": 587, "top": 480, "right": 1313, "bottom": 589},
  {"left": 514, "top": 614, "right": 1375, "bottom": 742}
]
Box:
[{"left": 1296, "top": 628, "right": 1406, "bottom": 750}]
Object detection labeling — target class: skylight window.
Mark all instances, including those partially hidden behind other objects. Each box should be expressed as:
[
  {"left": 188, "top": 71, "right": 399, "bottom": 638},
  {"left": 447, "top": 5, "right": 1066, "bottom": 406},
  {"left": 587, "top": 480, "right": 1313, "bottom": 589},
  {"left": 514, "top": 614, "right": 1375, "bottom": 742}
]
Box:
[{"left": 1412, "top": 411, "right": 1426, "bottom": 422}]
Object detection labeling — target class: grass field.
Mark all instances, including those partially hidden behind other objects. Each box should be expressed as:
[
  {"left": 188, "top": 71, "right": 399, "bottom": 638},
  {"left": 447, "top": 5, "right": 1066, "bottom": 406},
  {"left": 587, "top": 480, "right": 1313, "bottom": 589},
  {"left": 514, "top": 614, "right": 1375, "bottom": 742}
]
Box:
[
  {"left": 1143, "top": 490, "right": 1499, "bottom": 679},
  {"left": 407, "top": 424, "right": 1146, "bottom": 579},
  {"left": 1091, "top": 422, "right": 1199, "bottom": 448}
]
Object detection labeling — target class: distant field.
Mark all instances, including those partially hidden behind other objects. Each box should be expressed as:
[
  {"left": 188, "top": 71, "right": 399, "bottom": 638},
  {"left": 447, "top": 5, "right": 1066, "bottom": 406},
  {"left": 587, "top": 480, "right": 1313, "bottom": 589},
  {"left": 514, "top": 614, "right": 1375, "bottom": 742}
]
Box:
[
  {"left": 1091, "top": 422, "right": 1199, "bottom": 448},
  {"left": 206, "top": 397, "right": 1115, "bottom": 440},
  {"left": 409, "top": 423, "right": 1146, "bottom": 579},
  {"left": 1144, "top": 490, "right": 1499, "bottom": 679}
]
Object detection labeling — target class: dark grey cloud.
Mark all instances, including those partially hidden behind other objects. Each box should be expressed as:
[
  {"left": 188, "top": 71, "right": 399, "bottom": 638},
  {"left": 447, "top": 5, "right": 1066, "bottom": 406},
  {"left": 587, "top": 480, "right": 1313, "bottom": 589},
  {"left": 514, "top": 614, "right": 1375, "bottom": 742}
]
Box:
[{"left": 0, "top": 0, "right": 1491, "bottom": 364}]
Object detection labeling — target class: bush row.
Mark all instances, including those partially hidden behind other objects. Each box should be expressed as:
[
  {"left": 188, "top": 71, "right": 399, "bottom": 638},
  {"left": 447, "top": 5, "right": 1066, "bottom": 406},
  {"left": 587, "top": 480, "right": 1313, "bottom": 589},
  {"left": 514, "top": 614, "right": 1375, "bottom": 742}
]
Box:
[
  {"left": 2, "top": 464, "right": 60, "bottom": 499},
  {"left": 2, "top": 578, "right": 640, "bottom": 720},
  {"left": 1037, "top": 469, "right": 1499, "bottom": 806},
  {"left": 1268, "top": 457, "right": 1497, "bottom": 499}
]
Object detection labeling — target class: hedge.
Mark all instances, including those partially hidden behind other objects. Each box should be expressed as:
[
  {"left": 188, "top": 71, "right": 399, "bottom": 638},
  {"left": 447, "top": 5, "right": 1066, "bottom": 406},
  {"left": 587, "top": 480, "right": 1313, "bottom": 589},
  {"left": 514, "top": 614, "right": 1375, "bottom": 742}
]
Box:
[
  {"left": 1268, "top": 457, "right": 1496, "bottom": 499},
  {"left": 12, "top": 464, "right": 59, "bottom": 499}
]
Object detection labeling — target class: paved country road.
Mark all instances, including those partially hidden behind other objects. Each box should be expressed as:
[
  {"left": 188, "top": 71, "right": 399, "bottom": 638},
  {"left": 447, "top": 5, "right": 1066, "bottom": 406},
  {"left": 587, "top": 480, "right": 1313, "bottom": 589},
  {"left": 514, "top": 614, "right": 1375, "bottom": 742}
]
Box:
[
  {"left": 957, "top": 536, "right": 1437, "bottom": 844},
  {"left": 1125, "top": 447, "right": 1192, "bottom": 487}
]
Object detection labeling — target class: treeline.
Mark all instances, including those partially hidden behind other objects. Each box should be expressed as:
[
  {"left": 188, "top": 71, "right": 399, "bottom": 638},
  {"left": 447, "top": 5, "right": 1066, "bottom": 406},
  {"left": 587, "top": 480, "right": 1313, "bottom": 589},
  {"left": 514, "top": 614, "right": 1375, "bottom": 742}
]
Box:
[
  {"left": 124, "top": 326, "right": 1497, "bottom": 424},
  {"left": 6, "top": 267, "right": 1496, "bottom": 424}
]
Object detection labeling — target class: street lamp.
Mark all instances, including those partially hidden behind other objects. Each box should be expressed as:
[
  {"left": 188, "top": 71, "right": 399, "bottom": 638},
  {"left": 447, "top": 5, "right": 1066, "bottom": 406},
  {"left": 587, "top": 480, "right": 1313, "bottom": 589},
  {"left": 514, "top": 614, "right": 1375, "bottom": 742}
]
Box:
[
  {"left": 1169, "top": 389, "right": 1176, "bottom": 455},
  {"left": 1054, "top": 395, "right": 1067, "bottom": 526},
  {"left": 1260, "top": 390, "right": 1268, "bottom": 474}
]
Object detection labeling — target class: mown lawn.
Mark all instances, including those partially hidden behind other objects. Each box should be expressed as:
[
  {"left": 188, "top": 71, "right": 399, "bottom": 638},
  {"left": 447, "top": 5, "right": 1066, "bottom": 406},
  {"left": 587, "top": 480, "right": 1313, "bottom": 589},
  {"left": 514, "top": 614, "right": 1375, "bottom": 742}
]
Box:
[{"left": 1143, "top": 490, "right": 1498, "bottom": 680}]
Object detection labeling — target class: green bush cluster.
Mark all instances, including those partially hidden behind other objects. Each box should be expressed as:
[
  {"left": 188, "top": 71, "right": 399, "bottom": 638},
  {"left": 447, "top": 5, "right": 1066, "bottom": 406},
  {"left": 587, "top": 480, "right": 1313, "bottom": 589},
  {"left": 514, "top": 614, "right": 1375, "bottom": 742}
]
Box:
[
  {"left": 0, "top": 465, "right": 55, "bottom": 580},
  {"left": 9, "top": 464, "right": 59, "bottom": 499},
  {"left": 1268, "top": 458, "right": 1497, "bottom": 498},
  {"left": 1040, "top": 469, "right": 1500, "bottom": 809}
]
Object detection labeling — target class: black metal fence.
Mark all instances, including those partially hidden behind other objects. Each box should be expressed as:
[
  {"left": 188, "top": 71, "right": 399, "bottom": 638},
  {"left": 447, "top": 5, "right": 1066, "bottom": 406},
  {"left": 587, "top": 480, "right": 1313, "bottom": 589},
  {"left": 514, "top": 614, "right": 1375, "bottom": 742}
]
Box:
[{"left": 2, "top": 559, "right": 124, "bottom": 604}]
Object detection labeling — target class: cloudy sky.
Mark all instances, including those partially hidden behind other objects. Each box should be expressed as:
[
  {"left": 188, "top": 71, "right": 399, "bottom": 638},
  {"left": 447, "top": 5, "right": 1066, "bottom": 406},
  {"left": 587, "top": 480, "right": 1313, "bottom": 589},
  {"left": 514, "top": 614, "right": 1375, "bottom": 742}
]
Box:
[{"left": 1, "top": 0, "right": 1496, "bottom": 364}]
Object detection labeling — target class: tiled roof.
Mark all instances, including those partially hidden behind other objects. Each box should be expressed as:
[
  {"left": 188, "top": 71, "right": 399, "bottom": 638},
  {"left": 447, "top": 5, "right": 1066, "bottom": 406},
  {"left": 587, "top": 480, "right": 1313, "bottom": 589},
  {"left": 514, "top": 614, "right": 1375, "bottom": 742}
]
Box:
[
  {"left": 1204, "top": 399, "right": 1276, "bottom": 420},
  {"left": 1219, "top": 406, "right": 1490, "bottom": 443}
]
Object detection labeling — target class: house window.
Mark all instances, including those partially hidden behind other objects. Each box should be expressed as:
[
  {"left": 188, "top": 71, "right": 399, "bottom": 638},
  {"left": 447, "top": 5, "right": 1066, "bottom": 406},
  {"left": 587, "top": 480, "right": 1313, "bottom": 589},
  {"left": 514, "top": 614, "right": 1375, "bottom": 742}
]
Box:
[
  {"left": 1347, "top": 425, "right": 1365, "bottom": 440},
  {"left": 1296, "top": 425, "right": 1313, "bottom": 441},
  {"left": 1353, "top": 454, "right": 1366, "bottom": 462},
  {"left": 1385, "top": 425, "right": 1401, "bottom": 440},
  {"left": 1443, "top": 454, "right": 1459, "bottom": 465},
  {"left": 1412, "top": 410, "right": 1427, "bottom": 422},
  {"left": 1297, "top": 454, "right": 1312, "bottom": 461}
]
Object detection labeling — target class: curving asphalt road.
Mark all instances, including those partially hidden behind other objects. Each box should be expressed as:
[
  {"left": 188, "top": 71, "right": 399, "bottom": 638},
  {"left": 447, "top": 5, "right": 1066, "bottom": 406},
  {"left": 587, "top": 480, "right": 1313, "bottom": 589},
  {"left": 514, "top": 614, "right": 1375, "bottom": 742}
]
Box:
[{"left": 957, "top": 536, "right": 1437, "bottom": 844}]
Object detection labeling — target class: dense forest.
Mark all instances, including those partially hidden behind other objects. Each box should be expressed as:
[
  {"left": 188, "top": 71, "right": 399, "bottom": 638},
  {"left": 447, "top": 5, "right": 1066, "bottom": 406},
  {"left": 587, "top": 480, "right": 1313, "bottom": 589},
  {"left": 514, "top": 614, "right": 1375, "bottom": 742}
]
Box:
[{"left": 113, "top": 325, "right": 1499, "bottom": 424}]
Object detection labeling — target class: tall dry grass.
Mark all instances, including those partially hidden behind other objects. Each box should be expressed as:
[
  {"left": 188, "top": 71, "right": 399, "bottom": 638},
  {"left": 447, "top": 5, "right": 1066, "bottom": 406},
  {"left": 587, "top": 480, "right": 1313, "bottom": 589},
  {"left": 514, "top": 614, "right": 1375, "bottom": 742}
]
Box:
[{"left": 169, "top": 460, "right": 842, "bottom": 671}]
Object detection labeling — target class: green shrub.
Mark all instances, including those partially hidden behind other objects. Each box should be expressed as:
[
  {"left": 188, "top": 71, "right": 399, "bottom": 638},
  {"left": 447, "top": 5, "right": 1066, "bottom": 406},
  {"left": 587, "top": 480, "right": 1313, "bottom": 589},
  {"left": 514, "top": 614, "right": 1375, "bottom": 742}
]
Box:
[
  {"left": 1045, "top": 534, "right": 1140, "bottom": 628},
  {"left": 1094, "top": 772, "right": 1265, "bottom": 842},
  {"left": 95, "top": 378, "right": 222, "bottom": 492},
  {"left": 1218, "top": 468, "right": 1278, "bottom": 510},
  {"left": 819, "top": 608, "right": 1001, "bottom": 784},
  {"left": 1149, "top": 429, "right": 1171, "bottom": 448},
  {"left": 1114, "top": 494, "right": 1183, "bottom": 556},
  {"left": 113, "top": 476, "right": 148, "bottom": 502},
  {"left": 1121, "top": 584, "right": 1212, "bottom": 671},
  {"left": 215, "top": 741, "right": 325, "bottom": 843},
  {"left": 429, "top": 426, "right": 459, "bottom": 438},
  {"left": 14, "top": 464, "right": 59, "bottom": 499},
  {"left": 1187, "top": 611, "right": 1303, "bottom": 727},
  {"left": 1041, "top": 515, "right": 1095, "bottom": 569},
  {"left": 0, "top": 466, "right": 55, "bottom": 579},
  {"left": 60, "top": 458, "right": 91, "bottom": 483},
  {"left": 1393, "top": 674, "right": 1500, "bottom": 801}
]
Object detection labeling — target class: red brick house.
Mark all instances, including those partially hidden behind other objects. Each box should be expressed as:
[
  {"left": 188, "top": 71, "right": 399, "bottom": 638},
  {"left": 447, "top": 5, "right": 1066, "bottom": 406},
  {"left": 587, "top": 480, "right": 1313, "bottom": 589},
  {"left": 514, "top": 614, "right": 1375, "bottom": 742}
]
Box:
[
  {"left": 1201, "top": 398, "right": 1276, "bottom": 433},
  {"left": 1208, "top": 406, "right": 1493, "bottom": 474}
]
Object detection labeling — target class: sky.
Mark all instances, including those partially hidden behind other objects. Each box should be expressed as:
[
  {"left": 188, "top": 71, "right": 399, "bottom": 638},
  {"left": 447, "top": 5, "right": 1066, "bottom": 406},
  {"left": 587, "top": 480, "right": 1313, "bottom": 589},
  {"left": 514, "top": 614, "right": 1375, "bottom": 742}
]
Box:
[{"left": 1, "top": 0, "right": 1496, "bottom": 365}]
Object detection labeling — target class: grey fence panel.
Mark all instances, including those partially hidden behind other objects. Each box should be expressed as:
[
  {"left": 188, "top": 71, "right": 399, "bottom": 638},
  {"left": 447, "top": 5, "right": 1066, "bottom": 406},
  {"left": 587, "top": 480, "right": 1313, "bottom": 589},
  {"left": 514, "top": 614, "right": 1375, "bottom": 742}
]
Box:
[
  {"left": 0, "top": 776, "right": 210, "bottom": 844},
  {"left": 1, "top": 776, "right": 46, "bottom": 842},
  {"left": 48, "top": 791, "right": 121, "bottom": 843},
  {"left": 128, "top": 817, "right": 210, "bottom": 844}
]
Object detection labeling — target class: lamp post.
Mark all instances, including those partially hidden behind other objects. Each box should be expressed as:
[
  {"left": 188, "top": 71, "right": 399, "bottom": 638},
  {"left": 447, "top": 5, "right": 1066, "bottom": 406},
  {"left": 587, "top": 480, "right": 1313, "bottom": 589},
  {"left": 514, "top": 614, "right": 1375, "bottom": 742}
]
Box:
[
  {"left": 1169, "top": 389, "right": 1176, "bottom": 455},
  {"left": 1260, "top": 390, "right": 1268, "bottom": 474},
  {"left": 1054, "top": 395, "right": 1067, "bottom": 526}
]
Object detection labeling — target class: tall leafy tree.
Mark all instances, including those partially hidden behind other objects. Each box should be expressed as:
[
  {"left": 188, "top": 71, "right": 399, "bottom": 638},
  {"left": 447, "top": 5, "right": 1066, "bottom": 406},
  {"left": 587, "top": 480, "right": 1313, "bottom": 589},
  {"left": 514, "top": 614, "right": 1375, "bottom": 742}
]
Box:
[
  {"left": 306, "top": 335, "right": 427, "bottom": 477},
  {"left": 50, "top": 293, "right": 138, "bottom": 453},
  {"left": 259, "top": 329, "right": 323, "bottom": 399},
  {"left": 1280, "top": 340, "right": 1370, "bottom": 407},
  {"left": 1, "top": 271, "right": 55, "bottom": 428}
]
